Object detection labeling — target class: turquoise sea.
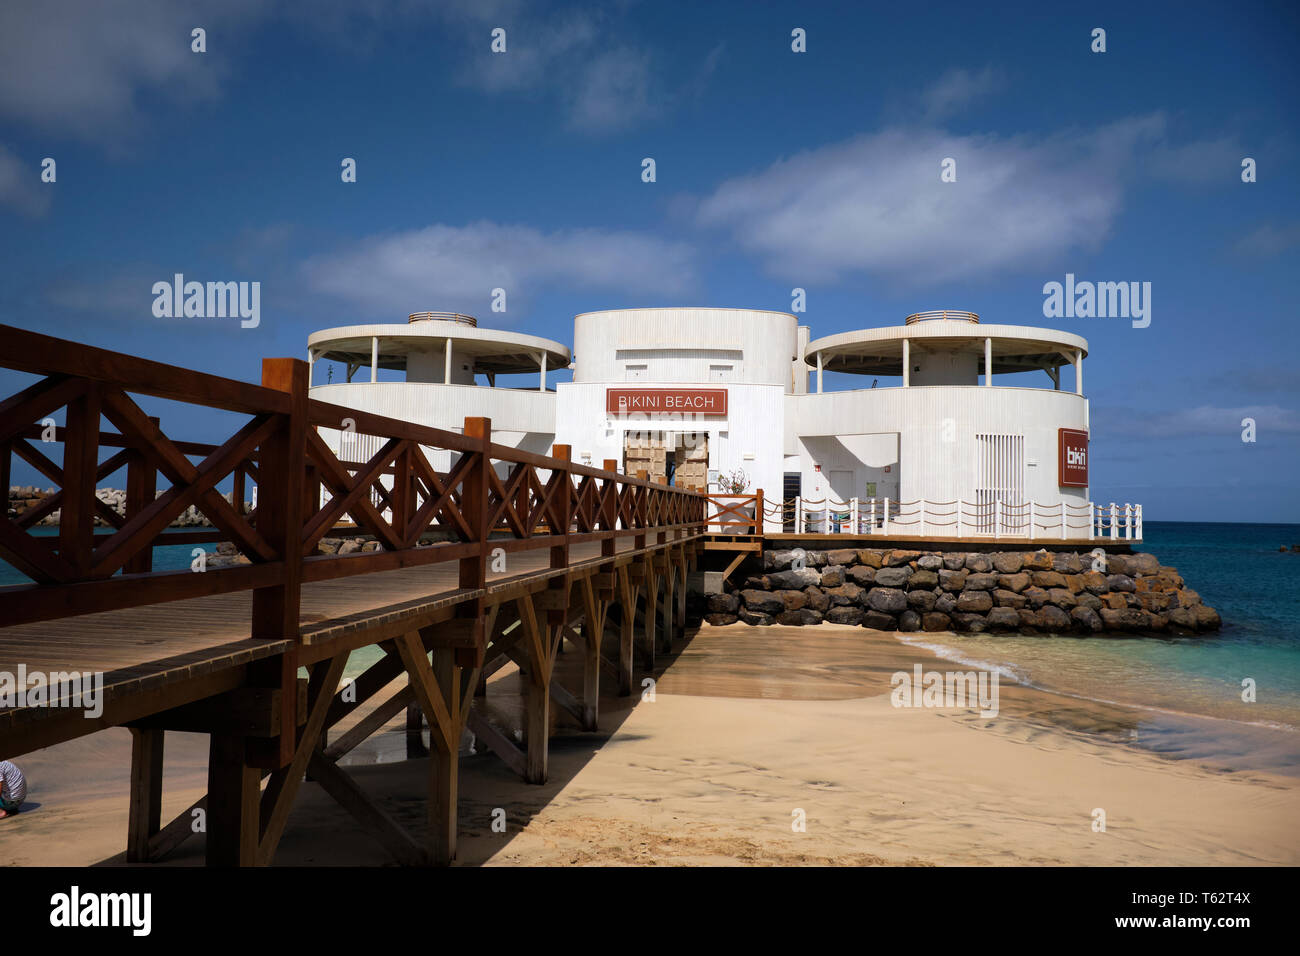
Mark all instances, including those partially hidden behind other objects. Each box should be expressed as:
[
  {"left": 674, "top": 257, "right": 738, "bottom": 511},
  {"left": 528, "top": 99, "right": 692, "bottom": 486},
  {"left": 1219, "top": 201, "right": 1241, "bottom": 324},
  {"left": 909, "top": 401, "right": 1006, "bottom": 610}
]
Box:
[{"left": 898, "top": 521, "right": 1300, "bottom": 775}]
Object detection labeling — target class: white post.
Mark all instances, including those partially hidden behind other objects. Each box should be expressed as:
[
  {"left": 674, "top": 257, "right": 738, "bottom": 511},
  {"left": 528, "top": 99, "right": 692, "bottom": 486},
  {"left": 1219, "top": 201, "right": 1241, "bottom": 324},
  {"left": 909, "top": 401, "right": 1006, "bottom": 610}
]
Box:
[
  {"left": 902, "top": 338, "right": 910, "bottom": 388},
  {"left": 539, "top": 351, "right": 547, "bottom": 392},
  {"left": 956, "top": 499, "right": 963, "bottom": 538},
  {"left": 823, "top": 500, "right": 830, "bottom": 535},
  {"left": 1060, "top": 502, "right": 1066, "bottom": 539},
  {"left": 1088, "top": 502, "right": 1095, "bottom": 541},
  {"left": 796, "top": 496, "right": 803, "bottom": 534},
  {"left": 370, "top": 336, "right": 379, "bottom": 383},
  {"left": 871, "top": 498, "right": 877, "bottom": 534},
  {"left": 1124, "top": 504, "right": 1132, "bottom": 540},
  {"left": 995, "top": 499, "right": 1002, "bottom": 537},
  {"left": 444, "top": 338, "right": 453, "bottom": 384},
  {"left": 1029, "top": 502, "right": 1036, "bottom": 541},
  {"left": 307, "top": 348, "right": 315, "bottom": 386},
  {"left": 816, "top": 352, "right": 824, "bottom": 394},
  {"left": 1075, "top": 348, "right": 1083, "bottom": 395},
  {"left": 1109, "top": 502, "right": 1117, "bottom": 541},
  {"left": 1136, "top": 504, "right": 1143, "bottom": 541},
  {"left": 919, "top": 498, "right": 926, "bottom": 535},
  {"left": 851, "top": 497, "right": 859, "bottom": 534},
  {"left": 883, "top": 497, "right": 890, "bottom": 534},
  {"left": 984, "top": 337, "right": 992, "bottom": 387}
]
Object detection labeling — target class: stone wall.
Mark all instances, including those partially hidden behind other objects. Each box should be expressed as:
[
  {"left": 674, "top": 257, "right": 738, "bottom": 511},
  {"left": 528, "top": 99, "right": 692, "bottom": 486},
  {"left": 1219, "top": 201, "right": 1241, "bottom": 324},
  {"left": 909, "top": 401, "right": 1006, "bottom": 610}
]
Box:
[
  {"left": 705, "top": 547, "right": 1221, "bottom": 636},
  {"left": 7, "top": 486, "right": 243, "bottom": 528}
]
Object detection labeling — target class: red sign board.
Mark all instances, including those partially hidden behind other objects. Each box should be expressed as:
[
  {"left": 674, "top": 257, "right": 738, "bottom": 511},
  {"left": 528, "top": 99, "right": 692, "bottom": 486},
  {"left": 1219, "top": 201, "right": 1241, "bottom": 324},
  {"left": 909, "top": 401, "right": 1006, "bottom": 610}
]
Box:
[
  {"left": 606, "top": 388, "right": 727, "bottom": 416},
  {"left": 1058, "top": 428, "right": 1089, "bottom": 487}
]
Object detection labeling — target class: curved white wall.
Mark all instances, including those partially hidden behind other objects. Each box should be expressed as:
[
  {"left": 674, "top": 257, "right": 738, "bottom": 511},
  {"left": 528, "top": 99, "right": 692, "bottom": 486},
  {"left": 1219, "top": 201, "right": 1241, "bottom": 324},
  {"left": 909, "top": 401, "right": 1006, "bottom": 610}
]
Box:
[
  {"left": 311, "top": 382, "right": 556, "bottom": 476},
  {"left": 572, "top": 308, "right": 799, "bottom": 388},
  {"left": 789, "top": 386, "right": 1089, "bottom": 508}
]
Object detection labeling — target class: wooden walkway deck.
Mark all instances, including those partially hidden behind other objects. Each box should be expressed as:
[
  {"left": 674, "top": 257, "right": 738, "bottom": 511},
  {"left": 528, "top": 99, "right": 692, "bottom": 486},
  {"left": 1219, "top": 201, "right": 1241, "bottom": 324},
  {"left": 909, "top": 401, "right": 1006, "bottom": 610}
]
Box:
[
  {"left": 0, "top": 537, "right": 682, "bottom": 756},
  {"left": 0, "top": 325, "right": 706, "bottom": 865}
]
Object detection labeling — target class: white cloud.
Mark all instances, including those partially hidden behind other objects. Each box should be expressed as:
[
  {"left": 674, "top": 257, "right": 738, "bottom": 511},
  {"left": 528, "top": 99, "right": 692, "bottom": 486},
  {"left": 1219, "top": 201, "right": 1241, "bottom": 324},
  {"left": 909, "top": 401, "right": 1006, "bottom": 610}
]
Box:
[
  {"left": 459, "top": 13, "right": 598, "bottom": 93},
  {"left": 567, "top": 48, "right": 656, "bottom": 131},
  {"left": 1233, "top": 222, "right": 1300, "bottom": 258},
  {"left": 694, "top": 114, "right": 1217, "bottom": 285},
  {"left": 300, "top": 221, "right": 698, "bottom": 317},
  {"left": 920, "top": 66, "right": 1005, "bottom": 120},
  {"left": 0, "top": 144, "right": 51, "bottom": 217},
  {"left": 0, "top": 0, "right": 273, "bottom": 141},
  {"left": 1094, "top": 404, "right": 1300, "bottom": 438}
]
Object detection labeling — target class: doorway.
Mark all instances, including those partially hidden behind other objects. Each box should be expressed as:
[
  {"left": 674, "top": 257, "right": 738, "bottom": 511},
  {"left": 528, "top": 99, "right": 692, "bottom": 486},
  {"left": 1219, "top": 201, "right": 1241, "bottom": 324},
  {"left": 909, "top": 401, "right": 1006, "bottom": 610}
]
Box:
[{"left": 623, "top": 431, "right": 709, "bottom": 491}]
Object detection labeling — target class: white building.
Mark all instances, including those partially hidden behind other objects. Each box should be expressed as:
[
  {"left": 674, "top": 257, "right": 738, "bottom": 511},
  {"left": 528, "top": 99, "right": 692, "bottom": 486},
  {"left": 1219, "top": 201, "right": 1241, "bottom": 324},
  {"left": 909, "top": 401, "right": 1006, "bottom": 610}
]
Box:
[
  {"left": 308, "top": 312, "right": 568, "bottom": 473},
  {"left": 308, "top": 307, "right": 1125, "bottom": 540}
]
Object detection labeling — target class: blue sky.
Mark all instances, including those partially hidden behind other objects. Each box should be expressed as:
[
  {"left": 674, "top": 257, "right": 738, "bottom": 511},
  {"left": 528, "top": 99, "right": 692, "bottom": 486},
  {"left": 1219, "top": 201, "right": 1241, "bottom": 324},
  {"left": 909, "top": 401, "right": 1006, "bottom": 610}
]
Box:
[{"left": 1, "top": 0, "right": 1297, "bottom": 521}]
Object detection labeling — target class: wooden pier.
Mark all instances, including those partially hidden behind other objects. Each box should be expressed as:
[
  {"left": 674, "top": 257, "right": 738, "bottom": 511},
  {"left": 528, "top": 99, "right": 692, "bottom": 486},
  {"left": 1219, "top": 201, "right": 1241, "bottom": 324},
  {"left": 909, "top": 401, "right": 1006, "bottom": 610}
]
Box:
[{"left": 0, "top": 326, "right": 703, "bottom": 866}]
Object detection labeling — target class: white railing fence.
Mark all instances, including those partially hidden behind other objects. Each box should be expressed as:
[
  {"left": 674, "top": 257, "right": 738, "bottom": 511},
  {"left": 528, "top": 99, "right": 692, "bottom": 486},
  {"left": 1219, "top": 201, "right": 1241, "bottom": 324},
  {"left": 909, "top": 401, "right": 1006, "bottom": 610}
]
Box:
[{"left": 768, "top": 497, "right": 1142, "bottom": 541}]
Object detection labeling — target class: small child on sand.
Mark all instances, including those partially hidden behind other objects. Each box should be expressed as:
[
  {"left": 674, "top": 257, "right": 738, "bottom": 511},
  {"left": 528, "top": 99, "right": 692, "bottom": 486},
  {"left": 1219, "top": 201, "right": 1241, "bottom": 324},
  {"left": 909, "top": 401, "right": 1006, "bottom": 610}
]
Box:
[{"left": 0, "top": 759, "right": 26, "bottom": 817}]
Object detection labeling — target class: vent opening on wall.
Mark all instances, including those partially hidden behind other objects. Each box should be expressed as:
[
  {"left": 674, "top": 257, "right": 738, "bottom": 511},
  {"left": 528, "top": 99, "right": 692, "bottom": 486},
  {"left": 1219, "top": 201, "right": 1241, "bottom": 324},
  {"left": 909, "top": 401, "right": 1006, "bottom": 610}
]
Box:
[{"left": 974, "top": 433, "right": 1024, "bottom": 533}]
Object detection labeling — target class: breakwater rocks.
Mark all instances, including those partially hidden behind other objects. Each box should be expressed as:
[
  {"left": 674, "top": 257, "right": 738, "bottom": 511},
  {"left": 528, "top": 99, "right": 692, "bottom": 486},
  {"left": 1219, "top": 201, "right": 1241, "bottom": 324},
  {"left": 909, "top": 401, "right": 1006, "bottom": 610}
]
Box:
[
  {"left": 706, "top": 547, "right": 1221, "bottom": 637},
  {"left": 7, "top": 486, "right": 245, "bottom": 527},
  {"left": 203, "top": 536, "right": 380, "bottom": 568}
]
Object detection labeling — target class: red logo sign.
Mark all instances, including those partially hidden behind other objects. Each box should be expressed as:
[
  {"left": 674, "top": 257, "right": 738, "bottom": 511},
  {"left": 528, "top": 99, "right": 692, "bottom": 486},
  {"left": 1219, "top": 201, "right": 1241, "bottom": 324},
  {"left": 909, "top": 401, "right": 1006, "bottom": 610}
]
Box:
[
  {"left": 1059, "top": 428, "right": 1089, "bottom": 487},
  {"left": 606, "top": 388, "right": 727, "bottom": 416}
]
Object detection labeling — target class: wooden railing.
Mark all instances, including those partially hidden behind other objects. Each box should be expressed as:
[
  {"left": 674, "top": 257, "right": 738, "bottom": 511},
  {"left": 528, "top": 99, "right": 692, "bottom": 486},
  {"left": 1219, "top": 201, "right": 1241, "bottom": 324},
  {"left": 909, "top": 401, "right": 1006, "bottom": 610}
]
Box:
[
  {"left": 704, "top": 492, "right": 764, "bottom": 534},
  {"left": 0, "top": 325, "right": 705, "bottom": 631}
]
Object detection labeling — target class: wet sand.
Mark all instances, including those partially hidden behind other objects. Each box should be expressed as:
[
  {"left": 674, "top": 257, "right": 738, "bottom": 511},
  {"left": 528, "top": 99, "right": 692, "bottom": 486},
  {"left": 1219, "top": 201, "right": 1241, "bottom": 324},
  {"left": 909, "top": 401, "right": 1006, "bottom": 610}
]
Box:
[{"left": 3, "top": 624, "right": 1297, "bottom": 866}]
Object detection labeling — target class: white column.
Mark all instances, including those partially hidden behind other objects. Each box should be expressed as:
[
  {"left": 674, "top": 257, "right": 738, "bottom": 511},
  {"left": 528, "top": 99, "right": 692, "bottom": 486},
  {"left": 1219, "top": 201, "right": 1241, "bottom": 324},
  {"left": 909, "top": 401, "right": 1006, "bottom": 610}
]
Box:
[
  {"left": 902, "top": 338, "right": 910, "bottom": 387},
  {"left": 370, "top": 336, "right": 378, "bottom": 383},
  {"left": 1075, "top": 349, "right": 1083, "bottom": 395},
  {"left": 816, "top": 352, "right": 824, "bottom": 393},
  {"left": 307, "top": 348, "right": 314, "bottom": 386},
  {"left": 444, "top": 338, "right": 453, "bottom": 384},
  {"left": 539, "top": 352, "right": 547, "bottom": 392},
  {"left": 984, "top": 337, "right": 992, "bottom": 387}
]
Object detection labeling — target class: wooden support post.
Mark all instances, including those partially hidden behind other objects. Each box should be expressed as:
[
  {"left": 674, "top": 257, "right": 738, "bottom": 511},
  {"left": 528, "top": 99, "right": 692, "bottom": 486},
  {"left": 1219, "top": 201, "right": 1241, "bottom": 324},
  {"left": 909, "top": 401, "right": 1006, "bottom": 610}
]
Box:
[
  {"left": 206, "top": 733, "right": 259, "bottom": 866},
  {"left": 250, "top": 358, "right": 309, "bottom": 768},
  {"left": 455, "top": 417, "right": 491, "bottom": 669},
  {"left": 406, "top": 698, "right": 428, "bottom": 758},
  {"left": 659, "top": 550, "right": 675, "bottom": 653},
  {"left": 675, "top": 551, "right": 687, "bottom": 638},
  {"left": 617, "top": 566, "right": 636, "bottom": 697},
  {"left": 123, "top": 416, "right": 158, "bottom": 575},
  {"left": 393, "top": 630, "right": 464, "bottom": 863},
  {"left": 640, "top": 558, "right": 658, "bottom": 671},
  {"left": 579, "top": 576, "right": 604, "bottom": 731},
  {"left": 127, "top": 727, "right": 164, "bottom": 862},
  {"left": 428, "top": 646, "right": 459, "bottom": 865},
  {"left": 59, "top": 381, "right": 100, "bottom": 576},
  {"left": 511, "top": 593, "right": 556, "bottom": 784}
]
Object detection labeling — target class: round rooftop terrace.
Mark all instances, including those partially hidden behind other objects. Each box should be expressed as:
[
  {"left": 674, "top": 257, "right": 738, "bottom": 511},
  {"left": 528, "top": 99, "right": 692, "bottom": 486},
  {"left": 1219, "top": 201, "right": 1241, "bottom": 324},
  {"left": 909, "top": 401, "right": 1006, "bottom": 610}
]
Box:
[
  {"left": 805, "top": 313, "right": 1088, "bottom": 377},
  {"left": 308, "top": 316, "right": 570, "bottom": 375}
]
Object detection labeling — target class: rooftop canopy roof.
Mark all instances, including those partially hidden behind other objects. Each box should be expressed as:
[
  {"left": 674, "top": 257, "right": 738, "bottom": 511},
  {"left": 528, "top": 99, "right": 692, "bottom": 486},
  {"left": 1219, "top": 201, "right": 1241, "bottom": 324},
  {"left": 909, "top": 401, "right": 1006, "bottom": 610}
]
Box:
[
  {"left": 804, "top": 320, "right": 1089, "bottom": 376},
  {"left": 308, "top": 321, "right": 571, "bottom": 375}
]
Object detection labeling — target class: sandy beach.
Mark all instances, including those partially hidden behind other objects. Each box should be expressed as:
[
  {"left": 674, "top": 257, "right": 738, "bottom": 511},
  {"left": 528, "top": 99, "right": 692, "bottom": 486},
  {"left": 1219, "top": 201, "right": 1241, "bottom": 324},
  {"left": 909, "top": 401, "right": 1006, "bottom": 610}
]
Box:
[{"left": 4, "top": 624, "right": 1297, "bottom": 866}]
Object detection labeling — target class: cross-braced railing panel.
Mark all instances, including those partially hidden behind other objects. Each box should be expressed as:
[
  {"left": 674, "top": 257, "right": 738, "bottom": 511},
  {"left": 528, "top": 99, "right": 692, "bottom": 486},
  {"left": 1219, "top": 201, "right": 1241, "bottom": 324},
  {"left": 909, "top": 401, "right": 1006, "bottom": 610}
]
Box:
[{"left": 0, "top": 325, "right": 706, "bottom": 631}]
